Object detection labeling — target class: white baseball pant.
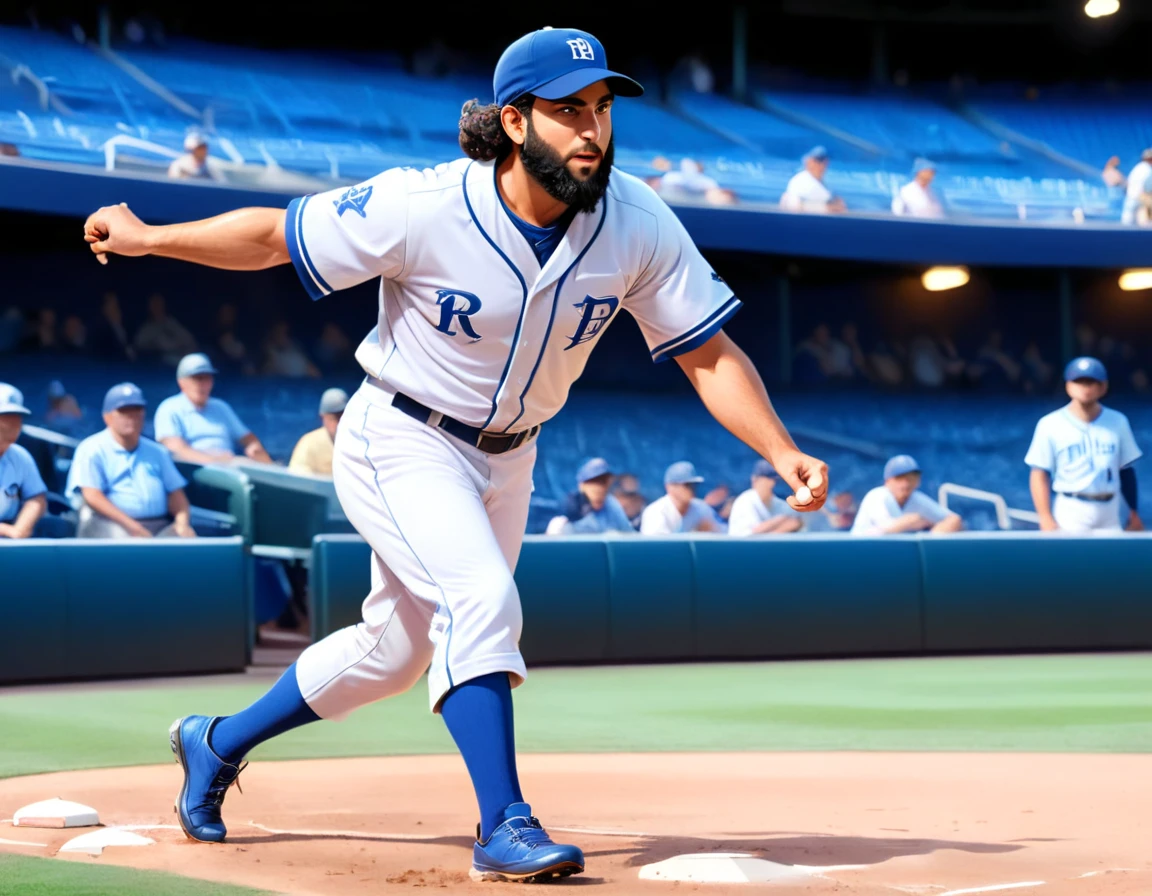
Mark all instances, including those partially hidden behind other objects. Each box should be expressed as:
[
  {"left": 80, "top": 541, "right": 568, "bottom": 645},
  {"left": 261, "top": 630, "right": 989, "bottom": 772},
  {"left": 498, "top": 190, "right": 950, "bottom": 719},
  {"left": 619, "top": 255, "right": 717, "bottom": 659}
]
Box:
[{"left": 1052, "top": 493, "right": 1122, "bottom": 532}]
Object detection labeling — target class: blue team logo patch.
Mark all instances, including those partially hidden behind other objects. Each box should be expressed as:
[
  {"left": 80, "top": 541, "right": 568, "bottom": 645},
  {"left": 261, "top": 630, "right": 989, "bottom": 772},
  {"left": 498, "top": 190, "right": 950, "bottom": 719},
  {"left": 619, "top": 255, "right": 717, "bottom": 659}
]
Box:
[
  {"left": 333, "top": 184, "right": 373, "bottom": 218},
  {"left": 711, "top": 271, "right": 725, "bottom": 283},
  {"left": 434, "top": 289, "right": 483, "bottom": 342},
  {"left": 565, "top": 295, "right": 619, "bottom": 350},
  {"left": 4, "top": 483, "right": 18, "bottom": 498}
]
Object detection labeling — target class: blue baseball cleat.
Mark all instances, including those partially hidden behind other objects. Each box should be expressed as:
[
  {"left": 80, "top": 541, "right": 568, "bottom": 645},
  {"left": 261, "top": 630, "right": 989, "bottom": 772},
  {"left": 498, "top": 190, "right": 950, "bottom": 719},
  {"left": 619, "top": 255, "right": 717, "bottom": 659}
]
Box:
[
  {"left": 470, "top": 802, "right": 585, "bottom": 883},
  {"left": 169, "top": 716, "right": 247, "bottom": 843}
]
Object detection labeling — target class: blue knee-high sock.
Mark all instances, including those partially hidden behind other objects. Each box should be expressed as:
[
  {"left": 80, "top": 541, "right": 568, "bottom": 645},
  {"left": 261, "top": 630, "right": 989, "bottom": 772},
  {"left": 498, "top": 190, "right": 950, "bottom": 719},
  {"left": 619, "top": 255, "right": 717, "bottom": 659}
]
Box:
[
  {"left": 209, "top": 663, "right": 321, "bottom": 764},
  {"left": 440, "top": 672, "right": 523, "bottom": 842}
]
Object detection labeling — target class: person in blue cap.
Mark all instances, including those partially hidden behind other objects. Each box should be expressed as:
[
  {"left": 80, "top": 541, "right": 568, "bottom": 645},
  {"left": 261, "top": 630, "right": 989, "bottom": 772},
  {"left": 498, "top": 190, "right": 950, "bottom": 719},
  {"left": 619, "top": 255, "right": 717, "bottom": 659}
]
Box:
[
  {"left": 551, "top": 456, "right": 635, "bottom": 534},
  {"left": 153, "top": 353, "right": 273, "bottom": 466},
  {"left": 851, "top": 454, "right": 961, "bottom": 535},
  {"left": 68, "top": 383, "right": 196, "bottom": 539},
  {"left": 81, "top": 25, "right": 829, "bottom": 883},
  {"left": 640, "top": 461, "right": 722, "bottom": 534},
  {"left": 892, "top": 158, "right": 946, "bottom": 219},
  {"left": 780, "top": 145, "right": 845, "bottom": 214},
  {"left": 0, "top": 382, "right": 47, "bottom": 540},
  {"left": 1025, "top": 356, "right": 1143, "bottom": 532},
  {"left": 728, "top": 459, "right": 803, "bottom": 536}
]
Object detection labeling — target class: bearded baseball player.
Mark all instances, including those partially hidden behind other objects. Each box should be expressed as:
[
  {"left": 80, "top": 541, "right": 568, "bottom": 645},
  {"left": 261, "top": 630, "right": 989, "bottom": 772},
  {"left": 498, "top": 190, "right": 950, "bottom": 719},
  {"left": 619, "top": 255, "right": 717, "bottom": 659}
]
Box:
[{"left": 82, "top": 26, "right": 828, "bottom": 883}]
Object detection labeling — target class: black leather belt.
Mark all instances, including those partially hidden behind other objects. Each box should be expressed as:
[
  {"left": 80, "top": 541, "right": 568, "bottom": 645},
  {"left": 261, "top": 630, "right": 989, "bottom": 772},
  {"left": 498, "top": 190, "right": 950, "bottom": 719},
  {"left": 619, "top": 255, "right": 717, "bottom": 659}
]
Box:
[
  {"left": 369, "top": 379, "right": 540, "bottom": 454},
  {"left": 1059, "top": 492, "right": 1114, "bottom": 502}
]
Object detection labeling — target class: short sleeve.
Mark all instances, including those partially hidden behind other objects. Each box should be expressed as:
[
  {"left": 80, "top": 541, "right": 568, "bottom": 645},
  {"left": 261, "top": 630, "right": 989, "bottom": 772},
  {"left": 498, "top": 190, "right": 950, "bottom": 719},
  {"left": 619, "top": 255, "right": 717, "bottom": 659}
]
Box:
[
  {"left": 850, "top": 489, "right": 886, "bottom": 535},
  {"left": 287, "top": 436, "right": 311, "bottom": 474},
  {"left": 157, "top": 447, "right": 187, "bottom": 493},
  {"left": 639, "top": 502, "right": 672, "bottom": 535},
  {"left": 1024, "top": 419, "right": 1053, "bottom": 471},
  {"left": 220, "top": 402, "right": 252, "bottom": 443},
  {"left": 285, "top": 167, "right": 410, "bottom": 301},
  {"left": 153, "top": 400, "right": 183, "bottom": 443},
  {"left": 910, "top": 490, "right": 950, "bottom": 525},
  {"left": 623, "top": 202, "right": 741, "bottom": 363},
  {"left": 726, "top": 493, "right": 759, "bottom": 537},
  {"left": 1118, "top": 416, "right": 1143, "bottom": 469},
  {"left": 66, "top": 440, "right": 106, "bottom": 496},
  {"left": 15, "top": 447, "right": 47, "bottom": 500}
]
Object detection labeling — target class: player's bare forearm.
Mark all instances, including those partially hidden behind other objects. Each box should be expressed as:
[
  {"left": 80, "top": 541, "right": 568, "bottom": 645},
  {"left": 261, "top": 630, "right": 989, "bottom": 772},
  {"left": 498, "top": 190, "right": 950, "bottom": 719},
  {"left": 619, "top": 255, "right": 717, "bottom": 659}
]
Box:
[
  {"left": 1029, "top": 468, "right": 1057, "bottom": 529},
  {"left": 161, "top": 437, "right": 230, "bottom": 466},
  {"left": 241, "top": 435, "right": 274, "bottom": 464},
  {"left": 84, "top": 204, "right": 289, "bottom": 270},
  {"left": 676, "top": 331, "right": 827, "bottom": 509},
  {"left": 8, "top": 494, "right": 46, "bottom": 538},
  {"left": 169, "top": 490, "right": 196, "bottom": 536}
]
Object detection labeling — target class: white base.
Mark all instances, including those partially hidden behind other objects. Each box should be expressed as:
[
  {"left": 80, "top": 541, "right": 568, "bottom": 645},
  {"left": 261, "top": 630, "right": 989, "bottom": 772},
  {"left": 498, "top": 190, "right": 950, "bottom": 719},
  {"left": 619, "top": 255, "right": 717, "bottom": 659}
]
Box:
[
  {"left": 639, "top": 853, "right": 815, "bottom": 884},
  {"left": 13, "top": 798, "right": 100, "bottom": 829},
  {"left": 59, "top": 829, "right": 155, "bottom": 856}
]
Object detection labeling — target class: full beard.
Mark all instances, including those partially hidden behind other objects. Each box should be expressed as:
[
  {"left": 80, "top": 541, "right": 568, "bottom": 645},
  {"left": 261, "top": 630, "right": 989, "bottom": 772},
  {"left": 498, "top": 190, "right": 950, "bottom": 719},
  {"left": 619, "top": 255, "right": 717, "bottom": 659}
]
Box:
[{"left": 519, "top": 119, "right": 614, "bottom": 214}]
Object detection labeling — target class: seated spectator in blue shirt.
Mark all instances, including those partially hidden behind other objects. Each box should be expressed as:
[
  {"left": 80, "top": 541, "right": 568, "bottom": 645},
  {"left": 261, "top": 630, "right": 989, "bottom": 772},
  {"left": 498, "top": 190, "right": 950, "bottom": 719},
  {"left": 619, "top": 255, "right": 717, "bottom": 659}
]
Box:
[
  {"left": 549, "top": 457, "right": 635, "bottom": 535},
  {"left": 68, "top": 383, "right": 196, "bottom": 539},
  {"left": 0, "top": 383, "right": 47, "bottom": 539},
  {"left": 154, "top": 353, "right": 273, "bottom": 465}
]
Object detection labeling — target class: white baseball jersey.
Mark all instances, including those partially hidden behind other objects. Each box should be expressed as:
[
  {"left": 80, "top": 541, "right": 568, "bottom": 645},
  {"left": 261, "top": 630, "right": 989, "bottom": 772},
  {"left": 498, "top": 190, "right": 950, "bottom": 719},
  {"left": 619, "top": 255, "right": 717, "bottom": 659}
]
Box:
[
  {"left": 1025, "top": 405, "right": 1141, "bottom": 531},
  {"left": 727, "top": 488, "right": 801, "bottom": 536},
  {"left": 850, "top": 486, "right": 950, "bottom": 535},
  {"left": 285, "top": 158, "right": 739, "bottom": 715},
  {"left": 0, "top": 443, "right": 46, "bottom": 524},
  {"left": 892, "top": 180, "right": 945, "bottom": 219},
  {"left": 780, "top": 170, "right": 832, "bottom": 213},
  {"left": 286, "top": 159, "right": 739, "bottom": 433},
  {"left": 639, "top": 495, "right": 718, "bottom": 534}
]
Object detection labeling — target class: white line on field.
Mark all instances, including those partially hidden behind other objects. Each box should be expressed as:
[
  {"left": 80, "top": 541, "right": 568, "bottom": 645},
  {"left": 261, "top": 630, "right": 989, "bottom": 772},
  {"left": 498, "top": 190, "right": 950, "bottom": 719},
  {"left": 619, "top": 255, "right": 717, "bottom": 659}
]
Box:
[
  {"left": 0, "top": 837, "right": 48, "bottom": 847},
  {"left": 940, "top": 883, "right": 1045, "bottom": 896}
]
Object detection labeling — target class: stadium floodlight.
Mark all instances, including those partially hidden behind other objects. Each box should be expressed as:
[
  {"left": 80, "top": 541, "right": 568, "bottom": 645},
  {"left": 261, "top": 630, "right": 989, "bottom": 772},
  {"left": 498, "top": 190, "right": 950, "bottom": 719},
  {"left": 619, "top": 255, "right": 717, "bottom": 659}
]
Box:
[
  {"left": 1118, "top": 269, "right": 1152, "bottom": 291},
  {"left": 1084, "top": 0, "right": 1119, "bottom": 18},
  {"left": 921, "top": 266, "right": 970, "bottom": 292}
]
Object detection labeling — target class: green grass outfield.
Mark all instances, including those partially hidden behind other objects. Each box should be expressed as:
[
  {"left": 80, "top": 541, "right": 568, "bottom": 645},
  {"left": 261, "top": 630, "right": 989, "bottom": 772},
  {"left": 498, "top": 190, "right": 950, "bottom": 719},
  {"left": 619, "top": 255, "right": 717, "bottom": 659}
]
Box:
[{"left": 1, "top": 654, "right": 1149, "bottom": 895}]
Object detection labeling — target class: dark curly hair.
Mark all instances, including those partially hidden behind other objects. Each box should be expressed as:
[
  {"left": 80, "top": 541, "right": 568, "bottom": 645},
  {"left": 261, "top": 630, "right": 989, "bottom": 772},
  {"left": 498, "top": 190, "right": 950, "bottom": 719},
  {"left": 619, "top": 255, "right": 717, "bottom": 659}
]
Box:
[{"left": 459, "top": 95, "right": 535, "bottom": 162}]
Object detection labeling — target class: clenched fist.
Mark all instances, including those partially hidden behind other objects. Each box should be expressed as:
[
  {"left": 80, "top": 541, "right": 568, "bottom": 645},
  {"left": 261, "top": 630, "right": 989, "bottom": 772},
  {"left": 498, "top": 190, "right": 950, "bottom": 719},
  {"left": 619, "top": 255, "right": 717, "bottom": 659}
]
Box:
[{"left": 83, "top": 203, "right": 153, "bottom": 265}]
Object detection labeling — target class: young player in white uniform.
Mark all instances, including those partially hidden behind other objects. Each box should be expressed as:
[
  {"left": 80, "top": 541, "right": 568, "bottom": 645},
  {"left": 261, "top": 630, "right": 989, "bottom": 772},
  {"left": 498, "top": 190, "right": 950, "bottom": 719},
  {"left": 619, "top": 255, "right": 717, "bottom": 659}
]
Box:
[
  {"left": 82, "top": 27, "right": 828, "bottom": 883},
  {"left": 727, "top": 459, "right": 803, "bottom": 536},
  {"left": 780, "top": 146, "right": 845, "bottom": 214},
  {"left": 851, "top": 454, "right": 962, "bottom": 536},
  {"left": 1026, "top": 356, "right": 1143, "bottom": 533}
]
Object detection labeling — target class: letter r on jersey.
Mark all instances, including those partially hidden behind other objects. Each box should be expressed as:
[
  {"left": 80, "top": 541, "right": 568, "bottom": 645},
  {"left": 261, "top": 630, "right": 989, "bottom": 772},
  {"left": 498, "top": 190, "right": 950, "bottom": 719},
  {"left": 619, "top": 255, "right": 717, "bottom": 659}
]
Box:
[
  {"left": 435, "top": 289, "right": 483, "bottom": 341},
  {"left": 565, "top": 295, "right": 619, "bottom": 350}
]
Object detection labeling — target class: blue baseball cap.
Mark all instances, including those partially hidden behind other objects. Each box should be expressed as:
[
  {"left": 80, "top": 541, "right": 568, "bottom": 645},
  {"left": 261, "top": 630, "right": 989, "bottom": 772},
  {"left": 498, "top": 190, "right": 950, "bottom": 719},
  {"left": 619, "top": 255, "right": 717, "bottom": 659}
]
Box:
[
  {"left": 664, "top": 460, "right": 704, "bottom": 486},
  {"left": 913, "top": 157, "right": 936, "bottom": 174},
  {"left": 176, "top": 352, "right": 218, "bottom": 379},
  {"left": 103, "top": 382, "right": 146, "bottom": 413},
  {"left": 576, "top": 456, "right": 612, "bottom": 484},
  {"left": 319, "top": 388, "right": 349, "bottom": 415},
  {"left": 0, "top": 382, "right": 30, "bottom": 415},
  {"left": 48, "top": 379, "right": 68, "bottom": 400},
  {"left": 884, "top": 454, "right": 921, "bottom": 480},
  {"left": 752, "top": 459, "right": 777, "bottom": 479},
  {"left": 803, "top": 145, "right": 829, "bottom": 162},
  {"left": 494, "top": 27, "right": 644, "bottom": 108},
  {"left": 1064, "top": 356, "right": 1107, "bottom": 382}
]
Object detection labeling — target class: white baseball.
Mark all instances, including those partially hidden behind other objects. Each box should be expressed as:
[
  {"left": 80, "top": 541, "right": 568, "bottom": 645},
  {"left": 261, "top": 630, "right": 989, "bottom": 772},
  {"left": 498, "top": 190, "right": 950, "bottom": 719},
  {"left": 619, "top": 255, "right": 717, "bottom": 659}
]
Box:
[{"left": 795, "top": 485, "right": 813, "bottom": 505}]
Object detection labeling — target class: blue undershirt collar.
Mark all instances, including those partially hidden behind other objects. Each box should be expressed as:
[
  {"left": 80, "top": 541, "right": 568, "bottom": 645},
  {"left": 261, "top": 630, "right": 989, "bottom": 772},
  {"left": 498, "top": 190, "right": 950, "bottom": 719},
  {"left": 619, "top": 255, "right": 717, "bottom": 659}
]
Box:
[{"left": 496, "top": 185, "right": 577, "bottom": 269}]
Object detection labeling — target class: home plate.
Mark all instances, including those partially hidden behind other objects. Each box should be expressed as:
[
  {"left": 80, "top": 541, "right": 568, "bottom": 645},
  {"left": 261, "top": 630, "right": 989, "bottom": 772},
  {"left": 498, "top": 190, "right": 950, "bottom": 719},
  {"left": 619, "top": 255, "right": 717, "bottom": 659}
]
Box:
[
  {"left": 13, "top": 798, "right": 100, "bottom": 829},
  {"left": 59, "top": 829, "right": 155, "bottom": 856},
  {"left": 639, "top": 853, "right": 816, "bottom": 883}
]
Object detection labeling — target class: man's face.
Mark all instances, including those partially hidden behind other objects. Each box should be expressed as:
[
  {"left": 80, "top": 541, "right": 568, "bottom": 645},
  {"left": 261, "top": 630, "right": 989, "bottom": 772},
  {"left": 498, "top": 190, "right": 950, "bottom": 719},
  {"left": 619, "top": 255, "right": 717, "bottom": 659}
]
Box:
[
  {"left": 752, "top": 473, "right": 777, "bottom": 499},
  {"left": 193, "top": 144, "right": 208, "bottom": 163},
  {"left": 1066, "top": 378, "right": 1107, "bottom": 404},
  {"left": 806, "top": 157, "right": 828, "bottom": 179},
  {"left": 0, "top": 413, "right": 22, "bottom": 454},
  {"left": 105, "top": 406, "right": 145, "bottom": 440},
  {"left": 667, "top": 481, "right": 696, "bottom": 503},
  {"left": 179, "top": 374, "right": 214, "bottom": 404},
  {"left": 916, "top": 168, "right": 935, "bottom": 187},
  {"left": 518, "top": 80, "right": 615, "bottom": 213},
  {"left": 887, "top": 472, "right": 921, "bottom": 503},
  {"left": 580, "top": 473, "right": 612, "bottom": 510},
  {"left": 321, "top": 411, "right": 342, "bottom": 438}
]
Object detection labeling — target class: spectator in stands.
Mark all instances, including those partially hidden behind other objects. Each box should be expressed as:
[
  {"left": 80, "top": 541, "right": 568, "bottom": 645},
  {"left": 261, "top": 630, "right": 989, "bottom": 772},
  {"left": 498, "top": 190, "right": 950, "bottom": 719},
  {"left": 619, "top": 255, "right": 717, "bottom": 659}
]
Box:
[
  {"left": 1096, "top": 336, "right": 1150, "bottom": 393},
  {"left": 0, "top": 305, "right": 23, "bottom": 354},
  {"left": 1020, "top": 341, "right": 1054, "bottom": 395},
  {"left": 214, "top": 303, "right": 254, "bottom": 376},
  {"left": 780, "top": 146, "right": 845, "bottom": 214},
  {"left": 93, "top": 291, "right": 136, "bottom": 361},
  {"left": 892, "top": 159, "right": 946, "bottom": 220},
  {"left": 611, "top": 472, "right": 647, "bottom": 527},
  {"left": 851, "top": 454, "right": 962, "bottom": 535},
  {"left": 671, "top": 51, "right": 715, "bottom": 94},
  {"left": 60, "top": 314, "right": 87, "bottom": 354},
  {"left": 654, "top": 158, "right": 737, "bottom": 206},
  {"left": 1102, "top": 156, "right": 1126, "bottom": 189},
  {"left": 794, "top": 323, "right": 857, "bottom": 384},
  {"left": 23, "top": 307, "right": 58, "bottom": 352},
  {"left": 1121, "top": 148, "right": 1152, "bottom": 225},
  {"left": 44, "top": 380, "right": 84, "bottom": 437},
  {"left": 550, "top": 457, "right": 635, "bottom": 535},
  {"left": 313, "top": 321, "right": 355, "bottom": 373},
  {"left": 908, "top": 333, "right": 968, "bottom": 389},
  {"left": 168, "top": 132, "right": 224, "bottom": 183},
  {"left": 970, "top": 330, "right": 1021, "bottom": 390},
  {"left": 288, "top": 388, "right": 347, "bottom": 477},
  {"left": 727, "top": 459, "right": 803, "bottom": 536},
  {"left": 135, "top": 293, "right": 198, "bottom": 367},
  {"left": 867, "top": 339, "right": 906, "bottom": 387},
  {"left": 703, "top": 482, "right": 735, "bottom": 524},
  {"left": 0, "top": 384, "right": 47, "bottom": 540},
  {"left": 263, "top": 320, "right": 321, "bottom": 378},
  {"left": 640, "top": 461, "right": 719, "bottom": 534},
  {"left": 154, "top": 353, "right": 274, "bottom": 465},
  {"left": 67, "top": 383, "right": 196, "bottom": 539}
]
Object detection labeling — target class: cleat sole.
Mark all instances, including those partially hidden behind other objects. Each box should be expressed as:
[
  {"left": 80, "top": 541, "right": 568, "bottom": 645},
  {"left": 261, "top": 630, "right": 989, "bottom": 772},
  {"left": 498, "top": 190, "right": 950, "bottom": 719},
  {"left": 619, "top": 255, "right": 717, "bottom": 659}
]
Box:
[{"left": 469, "top": 862, "right": 584, "bottom": 883}]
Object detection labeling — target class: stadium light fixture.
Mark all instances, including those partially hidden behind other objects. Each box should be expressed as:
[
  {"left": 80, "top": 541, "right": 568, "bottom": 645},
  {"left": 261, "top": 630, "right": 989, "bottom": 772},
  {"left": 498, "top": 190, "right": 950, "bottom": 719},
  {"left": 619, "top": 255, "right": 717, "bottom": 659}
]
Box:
[
  {"left": 921, "top": 266, "right": 970, "bottom": 292},
  {"left": 1118, "top": 269, "right": 1152, "bottom": 291},
  {"left": 1084, "top": 0, "right": 1119, "bottom": 18}
]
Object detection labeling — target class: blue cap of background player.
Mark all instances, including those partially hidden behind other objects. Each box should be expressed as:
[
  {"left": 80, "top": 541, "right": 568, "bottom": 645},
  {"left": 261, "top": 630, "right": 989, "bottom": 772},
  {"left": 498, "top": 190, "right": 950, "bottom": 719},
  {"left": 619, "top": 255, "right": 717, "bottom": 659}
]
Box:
[
  {"left": 912, "top": 157, "right": 936, "bottom": 174},
  {"left": 884, "top": 454, "right": 921, "bottom": 480},
  {"left": 103, "top": 382, "right": 146, "bottom": 414},
  {"left": 0, "top": 382, "right": 30, "bottom": 415},
  {"left": 176, "top": 352, "right": 218, "bottom": 379},
  {"left": 803, "top": 145, "right": 829, "bottom": 162},
  {"left": 576, "top": 457, "right": 612, "bottom": 484},
  {"left": 493, "top": 27, "right": 644, "bottom": 108},
  {"left": 318, "top": 388, "right": 349, "bottom": 415},
  {"left": 751, "top": 459, "right": 776, "bottom": 479},
  {"left": 664, "top": 460, "right": 704, "bottom": 486},
  {"left": 1063, "top": 356, "right": 1107, "bottom": 383}
]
